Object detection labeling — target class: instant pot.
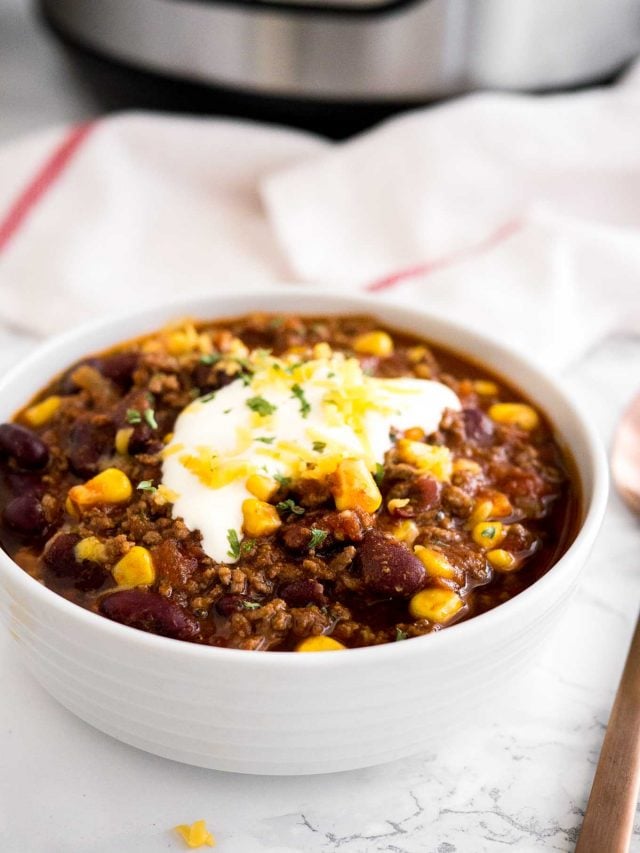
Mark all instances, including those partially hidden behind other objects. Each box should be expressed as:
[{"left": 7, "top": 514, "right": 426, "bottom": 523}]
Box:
[{"left": 43, "top": 0, "right": 640, "bottom": 102}]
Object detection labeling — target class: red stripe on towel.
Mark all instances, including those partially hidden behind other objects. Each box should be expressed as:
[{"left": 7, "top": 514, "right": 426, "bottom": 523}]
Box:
[
  {"left": 0, "top": 122, "right": 96, "bottom": 255},
  {"left": 365, "top": 218, "right": 523, "bottom": 292}
]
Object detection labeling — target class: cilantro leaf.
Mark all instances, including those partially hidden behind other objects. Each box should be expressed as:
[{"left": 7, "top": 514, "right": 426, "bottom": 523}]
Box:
[
  {"left": 395, "top": 628, "right": 408, "bottom": 642},
  {"left": 200, "top": 391, "right": 217, "bottom": 403},
  {"left": 136, "top": 480, "right": 156, "bottom": 493},
  {"left": 199, "top": 353, "right": 222, "bottom": 365},
  {"left": 274, "top": 473, "right": 292, "bottom": 487},
  {"left": 226, "top": 529, "right": 241, "bottom": 559},
  {"left": 291, "top": 383, "right": 311, "bottom": 418},
  {"left": 256, "top": 436, "right": 275, "bottom": 444},
  {"left": 126, "top": 408, "right": 142, "bottom": 425},
  {"left": 276, "top": 499, "right": 305, "bottom": 516},
  {"left": 374, "top": 463, "right": 385, "bottom": 487},
  {"left": 312, "top": 440, "right": 326, "bottom": 453},
  {"left": 308, "top": 528, "right": 328, "bottom": 550},
  {"left": 143, "top": 408, "right": 158, "bottom": 429},
  {"left": 246, "top": 396, "right": 277, "bottom": 417},
  {"left": 242, "top": 601, "right": 261, "bottom": 611}
]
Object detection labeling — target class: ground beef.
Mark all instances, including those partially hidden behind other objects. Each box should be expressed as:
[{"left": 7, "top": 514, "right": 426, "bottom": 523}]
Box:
[{"left": 0, "top": 313, "right": 578, "bottom": 651}]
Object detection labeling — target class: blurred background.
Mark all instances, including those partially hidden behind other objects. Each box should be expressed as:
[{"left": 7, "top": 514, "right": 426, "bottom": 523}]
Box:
[{"left": 3, "top": 0, "right": 640, "bottom": 143}]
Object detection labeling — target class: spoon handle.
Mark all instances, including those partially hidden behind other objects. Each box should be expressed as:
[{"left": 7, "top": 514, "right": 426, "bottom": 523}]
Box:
[{"left": 576, "top": 613, "right": 640, "bottom": 853}]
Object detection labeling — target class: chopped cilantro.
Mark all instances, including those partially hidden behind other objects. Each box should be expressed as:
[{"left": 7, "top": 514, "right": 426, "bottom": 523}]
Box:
[
  {"left": 242, "top": 601, "right": 261, "bottom": 610},
  {"left": 199, "top": 353, "right": 222, "bottom": 365},
  {"left": 226, "top": 528, "right": 241, "bottom": 559},
  {"left": 268, "top": 316, "right": 284, "bottom": 329},
  {"left": 274, "top": 473, "right": 292, "bottom": 487},
  {"left": 308, "top": 528, "right": 328, "bottom": 550},
  {"left": 395, "top": 628, "right": 408, "bottom": 642},
  {"left": 126, "top": 408, "right": 142, "bottom": 425},
  {"left": 137, "top": 480, "right": 156, "bottom": 493},
  {"left": 481, "top": 525, "right": 497, "bottom": 539},
  {"left": 291, "top": 383, "right": 311, "bottom": 418},
  {"left": 374, "top": 463, "right": 385, "bottom": 487},
  {"left": 240, "top": 539, "right": 255, "bottom": 556},
  {"left": 256, "top": 436, "right": 275, "bottom": 444},
  {"left": 200, "top": 391, "right": 217, "bottom": 403},
  {"left": 223, "top": 408, "right": 231, "bottom": 414},
  {"left": 312, "top": 440, "right": 326, "bottom": 453},
  {"left": 246, "top": 396, "right": 277, "bottom": 417},
  {"left": 189, "top": 387, "right": 201, "bottom": 399},
  {"left": 143, "top": 408, "right": 158, "bottom": 429},
  {"left": 327, "top": 371, "right": 336, "bottom": 378},
  {"left": 276, "top": 499, "right": 305, "bottom": 516}
]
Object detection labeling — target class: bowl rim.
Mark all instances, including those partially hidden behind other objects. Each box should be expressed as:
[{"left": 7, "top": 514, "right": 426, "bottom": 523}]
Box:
[{"left": 0, "top": 287, "right": 609, "bottom": 668}]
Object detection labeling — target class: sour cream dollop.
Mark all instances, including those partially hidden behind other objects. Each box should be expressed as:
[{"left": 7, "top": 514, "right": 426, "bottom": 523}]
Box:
[{"left": 161, "top": 349, "right": 460, "bottom": 563}]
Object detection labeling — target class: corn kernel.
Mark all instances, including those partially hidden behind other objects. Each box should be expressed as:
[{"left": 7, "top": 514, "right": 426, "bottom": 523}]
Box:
[
  {"left": 396, "top": 439, "right": 453, "bottom": 481},
  {"left": 296, "top": 636, "right": 346, "bottom": 652},
  {"left": 353, "top": 330, "right": 394, "bottom": 358},
  {"left": 473, "top": 380, "right": 499, "bottom": 396},
  {"left": 331, "top": 459, "right": 382, "bottom": 513},
  {"left": 409, "top": 588, "right": 464, "bottom": 623},
  {"left": 242, "top": 498, "right": 282, "bottom": 537},
  {"left": 453, "top": 459, "right": 482, "bottom": 475},
  {"left": 245, "top": 473, "right": 278, "bottom": 502},
  {"left": 389, "top": 519, "right": 419, "bottom": 545},
  {"left": 387, "top": 497, "right": 410, "bottom": 514},
  {"left": 404, "top": 426, "right": 426, "bottom": 442},
  {"left": 68, "top": 468, "right": 133, "bottom": 509},
  {"left": 115, "top": 427, "right": 133, "bottom": 455},
  {"left": 468, "top": 498, "right": 494, "bottom": 526},
  {"left": 166, "top": 324, "right": 201, "bottom": 356},
  {"left": 407, "top": 346, "right": 427, "bottom": 363},
  {"left": 489, "top": 403, "right": 539, "bottom": 431},
  {"left": 23, "top": 395, "right": 61, "bottom": 427},
  {"left": 487, "top": 549, "right": 518, "bottom": 572},
  {"left": 472, "top": 521, "right": 506, "bottom": 548},
  {"left": 174, "top": 820, "right": 216, "bottom": 849},
  {"left": 414, "top": 545, "right": 462, "bottom": 581},
  {"left": 65, "top": 496, "right": 77, "bottom": 517},
  {"left": 312, "top": 342, "right": 332, "bottom": 359},
  {"left": 113, "top": 545, "right": 155, "bottom": 587},
  {"left": 163, "top": 432, "right": 174, "bottom": 445},
  {"left": 489, "top": 492, "right": 512, "bottom": 518},
  {"left": 74, "top": 536, "right": 107, "bottom": 563}
]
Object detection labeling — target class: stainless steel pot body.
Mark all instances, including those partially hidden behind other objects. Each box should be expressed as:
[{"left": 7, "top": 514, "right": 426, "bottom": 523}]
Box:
[{"left": 44, "top": 0, "right": 640, "bottom": 101}]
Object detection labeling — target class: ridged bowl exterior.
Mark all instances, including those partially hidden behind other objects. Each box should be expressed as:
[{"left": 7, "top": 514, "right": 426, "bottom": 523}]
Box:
[{"left": 0, "top": 291, "right": 608, "bottom": 775}]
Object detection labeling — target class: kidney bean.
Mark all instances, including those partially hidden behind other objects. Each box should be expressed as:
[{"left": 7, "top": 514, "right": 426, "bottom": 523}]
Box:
[
  {"left": 67, "top": 417, "right": 115, "bottom": 477},
  {"left": 97, "top": 353, "right": 138, "bottom": 386},
  {"left": 42, "top": 532, "right": 106, "bottom": 590},
  {"left": 0, "top": 424, "right": 49, "bottom": 469},
  {"left": 100, "top": 590, "right": 200, "bottom": 641},
  {"left": 359, "top": 529, "right": 426, "bottom": 597},
  {"left": 127, "top": 423, "right": 162, "bottom": 455},
  {"left": 43, "top": 533, "right": 81, "bottom": 577},
  {"left": 216, "top": 593, "right": 247, "bottom": 617},
  {"left": 462, "top": 408, "right": 494, "bottom": 445},
  {"left": 2, "top": 469, "right": 45, "bottom": 497},
  {"left": 409, "top": 475, "right": 441, "bottom": 511},
  {"left": 74, "top": 561, "right": 108, "bottom": 593},
  {"left": 193, "top": 363, "right": 237, "bottom": 395},
  {"left": 3, "top": 494, "right": 47, "bottom": 535},
  {"left": 57, "top": 358, "right": 100, "bottom": 394},
  {"left": 279, "top": 579, "right": 326, "bottom": 608}
]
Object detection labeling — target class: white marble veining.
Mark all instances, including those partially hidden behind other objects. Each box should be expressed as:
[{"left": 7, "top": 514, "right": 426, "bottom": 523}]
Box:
[{"left": 0, "top": 329, "right": 638, "bottom": 852}]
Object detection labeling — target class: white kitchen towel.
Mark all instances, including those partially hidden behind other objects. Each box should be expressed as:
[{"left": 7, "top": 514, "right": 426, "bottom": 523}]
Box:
[{"left": 1, "top": 65, "right": 640, "bottom": 371}]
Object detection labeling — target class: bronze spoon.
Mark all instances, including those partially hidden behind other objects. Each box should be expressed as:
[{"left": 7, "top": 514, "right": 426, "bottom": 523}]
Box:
[{"left": 576, "top": 393, "right": 640, "bottom": 853}]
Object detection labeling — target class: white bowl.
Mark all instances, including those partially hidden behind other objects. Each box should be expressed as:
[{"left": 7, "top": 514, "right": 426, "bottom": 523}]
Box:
[{"left": 0, "top": 289, "right": 608, "bottom": 775}]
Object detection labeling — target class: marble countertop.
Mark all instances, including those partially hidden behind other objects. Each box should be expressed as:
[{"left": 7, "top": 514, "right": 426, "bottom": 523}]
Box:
[{"left": 0, "top": 327, "right": 638, "bottom": 853}]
